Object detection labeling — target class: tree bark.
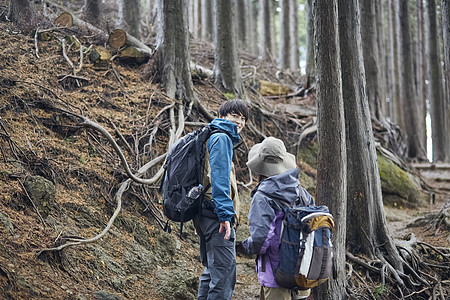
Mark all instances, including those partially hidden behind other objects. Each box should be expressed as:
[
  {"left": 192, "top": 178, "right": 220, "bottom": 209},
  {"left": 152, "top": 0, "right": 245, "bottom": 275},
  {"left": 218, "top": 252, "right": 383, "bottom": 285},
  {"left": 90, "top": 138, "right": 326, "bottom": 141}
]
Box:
[
  {"left": 154, "top": 0, "right": 196, "bottom": 102},
  {"left": 289, "top": 0, "right": 299, "bottom": 70},
  {"left": 360, "top": 0, "right": 385, "bottom": 123},
  {"left": 259, "top": 0, "right": 273, "bottom": 60},
  {"left": 237, "top": 0, "right": 247, "bottom": 51},
  {"left": 396, "top": 0, "right": 427, "bottom": 160},
  {"left": 442, "top": 0, "right": 450, "bottom": 161},
  {"left": 193, "top": 0, "right": 201, "bottom": 40},
  {"left": 8, "top": 0, "right": 35, "bottom": 33},
  {"left": 375, "top": 0, "right": 387, "bottom": 117},
  {"left": 416, "top": 0, "right": 427, "bottom": 146},
  {"left": 313, "top": 0, "right": 347, "bottom": 298},
  {"left": 83, "top": 0, "right": 102, "bottom": 26},
  {"left": 213, "top": 0, "right": 245, "bottom": 98},
  {"left": 339, "top": 0, "right": 404, "bottom": 275},
  {"left": 201, "top": 0, "right": 213, "bottom": 42},
  {"left": 425, "top": 0, "right": 448, "bottom": 162},
  {"left": 305, "top": 0, "right": 315, "bottom": 87},
  {"left": 247, "top": 0, "right": 258, "bottom": 54},
  {"left": 279, "top": 0, "right": 290, "bottom": 69},
  {"left": 386, "top": 0, "right": 397, "bottom": 122},
  {"left": 118, "top": 0, "right": 141, "bottom": 39}
]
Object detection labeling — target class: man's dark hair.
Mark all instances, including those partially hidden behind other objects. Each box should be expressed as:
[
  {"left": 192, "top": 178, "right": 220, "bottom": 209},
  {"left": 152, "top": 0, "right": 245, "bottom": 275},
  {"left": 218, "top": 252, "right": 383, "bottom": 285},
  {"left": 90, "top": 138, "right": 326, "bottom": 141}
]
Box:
[{"left": 217, "top": 99, "right": 249, "bottom": 121}]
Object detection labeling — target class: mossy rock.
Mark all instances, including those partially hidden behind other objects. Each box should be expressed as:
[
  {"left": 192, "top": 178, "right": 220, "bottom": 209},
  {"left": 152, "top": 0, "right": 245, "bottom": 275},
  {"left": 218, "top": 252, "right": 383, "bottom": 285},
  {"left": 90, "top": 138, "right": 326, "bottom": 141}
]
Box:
[
  {"left": 378, "top": 153, "right": 427, "bottom": 208},
  {"left": 23, "top": 175, "right": 56, "bottom": 219}
]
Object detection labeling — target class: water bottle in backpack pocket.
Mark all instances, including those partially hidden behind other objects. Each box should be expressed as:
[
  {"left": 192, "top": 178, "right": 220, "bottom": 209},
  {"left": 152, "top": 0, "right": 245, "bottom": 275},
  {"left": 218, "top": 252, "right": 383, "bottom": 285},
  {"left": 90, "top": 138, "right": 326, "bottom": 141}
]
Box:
[{"left": 274, "top": 205, "right": 335, "bottom": 289}]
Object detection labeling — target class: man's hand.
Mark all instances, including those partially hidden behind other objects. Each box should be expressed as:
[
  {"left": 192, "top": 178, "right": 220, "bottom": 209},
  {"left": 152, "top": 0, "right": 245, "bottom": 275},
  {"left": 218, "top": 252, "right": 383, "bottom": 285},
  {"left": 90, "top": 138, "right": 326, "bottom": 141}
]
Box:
[{"left": 218, "top": 221, "right": 231, "bottom": 239}]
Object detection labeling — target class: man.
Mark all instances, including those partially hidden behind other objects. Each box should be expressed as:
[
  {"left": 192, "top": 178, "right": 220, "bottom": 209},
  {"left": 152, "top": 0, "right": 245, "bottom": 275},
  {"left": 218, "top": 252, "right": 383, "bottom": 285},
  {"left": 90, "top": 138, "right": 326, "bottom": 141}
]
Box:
[
  {"left": 242, "top": 137, "right": 312, "bottom": 300},
  {"left": 193, "top": 99, "right": 249, "bottom": 300}
]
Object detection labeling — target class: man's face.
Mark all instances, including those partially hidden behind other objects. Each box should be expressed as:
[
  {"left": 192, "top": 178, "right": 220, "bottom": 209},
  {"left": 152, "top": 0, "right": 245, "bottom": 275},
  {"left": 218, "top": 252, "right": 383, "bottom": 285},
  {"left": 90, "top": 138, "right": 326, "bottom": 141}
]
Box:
[{"left": 220, "top": 113, "right": 246, "bottom": 133}]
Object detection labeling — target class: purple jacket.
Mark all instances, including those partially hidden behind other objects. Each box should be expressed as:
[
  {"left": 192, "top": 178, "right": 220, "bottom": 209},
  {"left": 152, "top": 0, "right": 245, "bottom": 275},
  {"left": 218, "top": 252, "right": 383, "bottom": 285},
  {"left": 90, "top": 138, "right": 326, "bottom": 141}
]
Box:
[{"left": 242, "top": 168, "right": 313, "bottom": 287}]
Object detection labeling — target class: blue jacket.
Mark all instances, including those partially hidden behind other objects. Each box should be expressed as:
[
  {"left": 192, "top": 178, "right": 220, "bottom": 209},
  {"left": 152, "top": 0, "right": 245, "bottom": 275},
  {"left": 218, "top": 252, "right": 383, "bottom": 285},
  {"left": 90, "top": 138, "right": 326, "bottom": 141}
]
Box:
[
  {"left": 242, "top": 169, "right": 313, "bottom": 287},
  {"left": 207, "top": 118, "right": 241, "bottom": 223}
]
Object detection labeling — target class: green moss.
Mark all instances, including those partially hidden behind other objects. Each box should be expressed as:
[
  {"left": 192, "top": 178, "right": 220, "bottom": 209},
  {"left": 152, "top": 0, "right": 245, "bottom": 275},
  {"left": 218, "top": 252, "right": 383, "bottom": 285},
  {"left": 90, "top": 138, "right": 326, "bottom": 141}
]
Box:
[
  {"left": 223, "top": 92, "right": 235, "bottom": 100},
  {"left": 297, "top": 142, "right": 318, "bottom": 169},
  {"left": 377, "top": 153, "right": 426, "bottom": 208}
]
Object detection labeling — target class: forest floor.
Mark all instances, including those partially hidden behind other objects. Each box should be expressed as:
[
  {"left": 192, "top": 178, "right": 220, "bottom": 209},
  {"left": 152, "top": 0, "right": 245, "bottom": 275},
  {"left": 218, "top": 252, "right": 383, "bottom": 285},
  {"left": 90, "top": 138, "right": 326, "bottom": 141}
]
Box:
[{"left": 0, "top": 3, "right": 449, "bottom": 300}]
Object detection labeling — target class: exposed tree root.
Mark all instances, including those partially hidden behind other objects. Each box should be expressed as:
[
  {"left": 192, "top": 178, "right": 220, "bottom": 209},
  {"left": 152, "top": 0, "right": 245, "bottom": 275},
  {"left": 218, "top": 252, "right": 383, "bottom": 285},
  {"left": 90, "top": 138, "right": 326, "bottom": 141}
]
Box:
[{"left": 346, "top": 233, "right": 450, "bottom": 299}]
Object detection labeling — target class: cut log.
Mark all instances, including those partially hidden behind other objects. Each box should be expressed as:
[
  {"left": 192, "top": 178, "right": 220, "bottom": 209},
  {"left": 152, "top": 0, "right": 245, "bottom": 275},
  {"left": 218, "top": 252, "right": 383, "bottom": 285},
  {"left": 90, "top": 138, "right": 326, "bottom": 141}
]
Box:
[
  {"left": 44, "top": 0, "right": 153, "bottom": 55},
  {"left": 118, "top": 47, "right": 150, "bottom": 64},
  {"left": 108, "top": 29, "right": 127, "bottom": 49},
  {"left": 54, "top": 12, "right": 73, "bottom": 28},
  {"left": 257, "top": 80, "right": 293, "bottom": 96}
]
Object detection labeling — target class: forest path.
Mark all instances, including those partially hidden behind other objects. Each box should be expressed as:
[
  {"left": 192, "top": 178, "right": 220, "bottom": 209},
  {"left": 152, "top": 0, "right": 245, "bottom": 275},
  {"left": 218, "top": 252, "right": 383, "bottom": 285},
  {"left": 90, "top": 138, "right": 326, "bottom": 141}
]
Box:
[
  {"left": 385, "top": 163, "right": 449, "bottom": 247},
  {"left": 411, "top": 163, "right": 450, "bottom": 192}
]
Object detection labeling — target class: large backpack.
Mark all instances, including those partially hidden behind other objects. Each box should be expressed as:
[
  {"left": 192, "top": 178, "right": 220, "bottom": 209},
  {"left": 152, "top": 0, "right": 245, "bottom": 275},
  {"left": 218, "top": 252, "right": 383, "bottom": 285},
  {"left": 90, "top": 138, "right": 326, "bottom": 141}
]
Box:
[
  {"left": 274, "top": 189, "right": 335, "bottom": 289},
  {"left": 160, "top": 125, "right": 226, "bottom": 233}
]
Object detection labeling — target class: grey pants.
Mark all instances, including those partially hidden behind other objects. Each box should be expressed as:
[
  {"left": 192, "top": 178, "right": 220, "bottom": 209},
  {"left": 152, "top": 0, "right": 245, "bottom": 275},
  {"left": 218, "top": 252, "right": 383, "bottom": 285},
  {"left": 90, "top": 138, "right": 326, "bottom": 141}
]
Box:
[{"left": 194, "top": 215, "right": 236, "bottom": 300}]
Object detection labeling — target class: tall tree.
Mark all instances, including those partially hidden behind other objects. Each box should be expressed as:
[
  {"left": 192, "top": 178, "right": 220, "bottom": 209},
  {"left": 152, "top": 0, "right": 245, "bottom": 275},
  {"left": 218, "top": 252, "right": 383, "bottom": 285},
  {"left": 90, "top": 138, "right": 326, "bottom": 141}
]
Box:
[
  {"left": 339, "top": 0, "right": 404, "bottom": 277},
  {"left": 279, "top": 0, "right": 290, "bottom": 69},
  {"left": 154, "top": 0, "right": 196, "bottom": 102},
  {"left": 246, "top": 0, "right": 258, "bottom": 54},
  {"left": 83, "top": 0, "right": 102, "bottom": 26},
  {"left": 416, "top": 0, "right": 427, "bottom": 145},
  {"left": 313, "top": 0, "right": 347, "bottom": 298},
  {"left": 201, "top": 0, "right": 213, "bottom": 42},
  {"left": 360, "top": 0, "right": 385, "bottom": 123},
  {"left": 443, "top": 0, "right": 450, "bottom": 159},
  {"left": 396, "top": 0, "right": 427, "bottom": 160},
  {"left": 8, "top": 0, "right": 35, "bottom": 33},
  {"left": 118, "top": 0, "right": 141, "bottom": 38},
  {"left": 193, "top": 0, "right": 201, "bottom": 39},
  {"left": 425, "top": 0, "right": 448, "bottom": 162},
  {"left": 259, "top": 0, "right": 273, "bottom": 60},
  {"left": 385, "top": 0, "right": 397, "bottom": 122},
  {"left": 214, "top": 0, "right": 245, "bottom": 98},
  {"left": 237, "top": 0, "right": 248, "bottom": 50},
  {"left": 305, "top": 0, "right": 315, "bottom": 87},
  {"left": 289, "top": 0, "right": 299, "bottom": 70}
]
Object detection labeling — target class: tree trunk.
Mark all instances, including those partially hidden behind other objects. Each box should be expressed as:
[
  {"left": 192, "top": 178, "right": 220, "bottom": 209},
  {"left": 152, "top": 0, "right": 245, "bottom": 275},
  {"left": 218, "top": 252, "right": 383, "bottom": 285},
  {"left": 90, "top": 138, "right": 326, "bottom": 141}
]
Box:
[
  {"left": 8, "top": 0, "right": 35, "bottom": 33},
  {"left": 237, "top": 0, "right": 247, "bottom": 50},
  {"left": 339, "top": 0, "right": 404, "bottom": 274},
  {"left": 259, "top": 0, "right": 273, "bottom": 60},
  {"left": 386, "top": 0, "right": 397, "bottom": 122},
  {"left": 213, "top": 0, "right": 245, "bottom": 98},
  {"left": 360, "top": 0, "right": 385, "bottom": 123},
  {"left": 375, "top": 1, "right": 387, "bottom": 118},
  {"left": 425, "top": 0, "right": 448, "bottom": 162},
  {"left": 201, "top": 0, "right": 213, "bottom": 42},
  {"left": 193, "top": 0, "right": 201, "bottom": 40},
  {"left": 305, "top": 0, "right": 315, "bottom": 87},
  {"left": 442, "top": 0, "right": 450, "bottom": 160},
  {"left": 289, "top": 0, "right": 299, "bottom": 70},
  {"left": 416, "top": 0, "right": 428, "bottom": 146},
  {"left": 118, "top": 0, "right": 141, "bottom": 39},
  {"left": 313, "top": 0, "right": 347, "bottom": 298},
  {"left": 396, "top": 0, "right": 427, "bottom": 160},
  {"left": 83, "top": 0, "right": 102, "bottom": 26},
  {"left": 247, "top": 0, "right": 258, "bottom": 54},
  {"left": 154, "top": 0, "right": 196, "bottom": 102},
  {"left": 279, "top": 0, "right": 290, "bottom": 69}
]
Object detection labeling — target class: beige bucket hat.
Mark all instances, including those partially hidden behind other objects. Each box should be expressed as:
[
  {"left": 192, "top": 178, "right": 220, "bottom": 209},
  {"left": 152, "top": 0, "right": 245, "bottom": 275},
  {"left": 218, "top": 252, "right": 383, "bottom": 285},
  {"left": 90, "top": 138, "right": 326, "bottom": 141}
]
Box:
[{"left": 246, "top": 137, "right": 296, "bottom": 177}]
